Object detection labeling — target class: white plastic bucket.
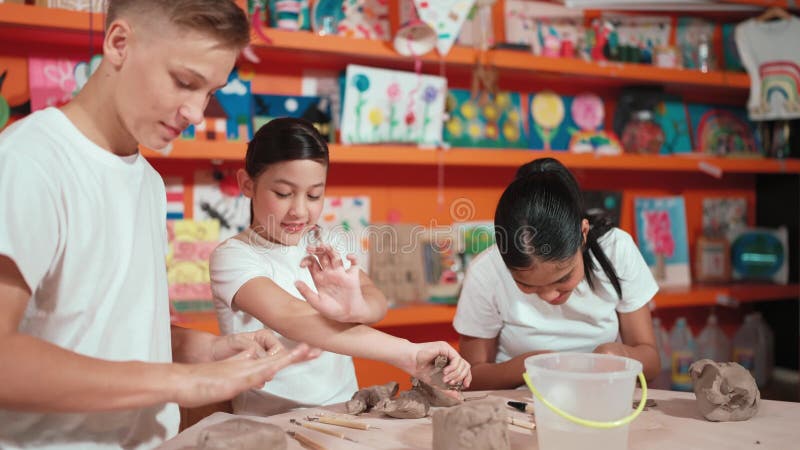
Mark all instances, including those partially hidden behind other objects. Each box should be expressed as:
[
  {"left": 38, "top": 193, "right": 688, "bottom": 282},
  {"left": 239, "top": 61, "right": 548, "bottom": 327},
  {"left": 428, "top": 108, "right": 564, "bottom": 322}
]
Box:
[{"left": 524, "top": 353, "right": 646, "bottom": 450}]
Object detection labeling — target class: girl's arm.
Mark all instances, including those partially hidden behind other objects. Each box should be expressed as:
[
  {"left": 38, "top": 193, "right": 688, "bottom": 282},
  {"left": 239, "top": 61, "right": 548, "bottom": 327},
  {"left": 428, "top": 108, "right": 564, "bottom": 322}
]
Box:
[
  {"left": 234, "top": 277, "right": 470, "bottom": 387},
  {"left": 458, "top": 334, "right": 549, "bottom": 390},
  {"left": 594, "top": 304, "right": 660, "bottom": 381}
]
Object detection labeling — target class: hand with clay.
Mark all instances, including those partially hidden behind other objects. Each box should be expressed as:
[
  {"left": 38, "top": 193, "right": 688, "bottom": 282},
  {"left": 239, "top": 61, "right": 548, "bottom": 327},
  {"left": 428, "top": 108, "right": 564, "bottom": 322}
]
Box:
[
  {"left": 408, "top": 342, "right": 472, "bottom": 391},
  {"left": 296, "top": 244, "right": 371, "bottom": 323}
]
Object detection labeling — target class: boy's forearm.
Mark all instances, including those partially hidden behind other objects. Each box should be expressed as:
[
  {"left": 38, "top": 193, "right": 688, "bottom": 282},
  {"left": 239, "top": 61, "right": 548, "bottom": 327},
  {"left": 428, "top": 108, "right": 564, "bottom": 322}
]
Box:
[{"left": 0, "top": 333, "right": 177, "bottom": 413}]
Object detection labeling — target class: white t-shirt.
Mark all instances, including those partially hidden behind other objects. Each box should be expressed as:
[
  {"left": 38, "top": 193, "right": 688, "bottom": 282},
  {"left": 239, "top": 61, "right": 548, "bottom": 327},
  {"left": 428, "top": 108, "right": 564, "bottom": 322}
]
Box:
[
  {"left": 735, "top": 17, "right": 800, "bottom": 120},
  {"left": 210, "top": 229, "right": 358, "bottom": 416},
  {"left": 454, "top": 228, "right": 658, "bottom": 365},
  {"left": 0, "top": 108, "right": 178, "bottom": 450}
]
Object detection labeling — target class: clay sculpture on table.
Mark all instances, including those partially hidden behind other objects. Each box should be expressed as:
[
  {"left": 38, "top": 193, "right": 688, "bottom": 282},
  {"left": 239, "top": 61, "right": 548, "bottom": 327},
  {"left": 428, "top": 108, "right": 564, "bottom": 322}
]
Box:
[
  {"left": 374, "top": 388, "right": 431, "bottom": 419},
  {"left": 196, "top": 418, "right": 286, "bottom": 450},
  {"left": 432, "top": 398, "right": 510, "bottom": 450},
  {"left": 346, "top": 381, "right": 400, "bottom": 415},
  {"left": 689, "top": 359, "right": 760, "bottom": 422}
]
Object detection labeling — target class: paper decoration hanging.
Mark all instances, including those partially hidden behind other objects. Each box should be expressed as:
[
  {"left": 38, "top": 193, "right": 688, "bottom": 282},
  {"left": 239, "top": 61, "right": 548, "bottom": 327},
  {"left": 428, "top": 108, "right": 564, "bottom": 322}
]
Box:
[
  {"left": 413, "top": 0, "right": 476, "bottom": 56},
  {"left": 341, "top": 64, "right": 447, "bottom": 145},
  {"left": 443, "top": 89, "right": 527, "bottom": 148},
  {"left": 634, "top": 196, "right": 691, "bottom": 287},
  {"left": 166, "top": 220, "right": 220, "bottom": 312},
  {"left": 318, "top": 196, "right": 371, "bottom": 273},
  {"left": 193, "top": 170, "right": 250, "bottom": 241}
]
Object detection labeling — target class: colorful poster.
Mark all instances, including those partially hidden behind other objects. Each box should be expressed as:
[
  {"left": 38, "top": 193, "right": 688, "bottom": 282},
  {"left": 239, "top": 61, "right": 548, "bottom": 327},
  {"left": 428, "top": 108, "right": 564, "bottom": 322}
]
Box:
[
  {"left": 164, "top": 177, "right": 185, "bottom": 221},
  {"left": 341, "top": 64, "right": 446, "bottom": 145},
  {"left": 192, "top": 170, "right": 250, "bottom": 241},
  {"left": 443, "top": 89, "right": 526, "bottom": 148},
  {"left": 318, "top": 196, "right": 371, "bottom": 273},
  {"left": 568, "top": 93, "right": 622, "bottom": 154},
  {"left": 181, "top": 69, "right": 253, "bottom": 141},
  {"left": 166, "top": 220, "right": 220, "bottom": 312},
  {"left": 252, "top": 93, "right": 333, "bottom": 142},
  {"left": 28, "top": 55, "right": 100, "bottom": 111},
  {"left": 653, "top": 96, "right": 691, "bottom": 154},
  {"left": 583, "top": 190, "right": 622, "bottom": 227},
  {"left": 634, "top": 196, "right": 691, "bottom": 287},
  {"left": 686, "top": 103, "right": 760, "bottom": 156},
  {"left": 504, "top": 0, "right": 583, "bottom": 57},
  {"left": 413, "top": 0, "right": 476, "bottom": 56},
  {"left": 702, "top": 197, "right": 747, "bottom": 240}
]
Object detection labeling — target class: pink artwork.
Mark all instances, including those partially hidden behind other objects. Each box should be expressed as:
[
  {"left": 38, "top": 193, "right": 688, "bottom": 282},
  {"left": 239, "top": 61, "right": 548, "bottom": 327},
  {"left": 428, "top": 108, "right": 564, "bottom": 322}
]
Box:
[
  {"left": 28, "top": 57, "right": 78, "bottom": 111},
  {"left": 571, "top": 93, "right": 604, "bottom": 131},
  {"left": 643, "top": 210, "right": 675, "bottom": 258}
]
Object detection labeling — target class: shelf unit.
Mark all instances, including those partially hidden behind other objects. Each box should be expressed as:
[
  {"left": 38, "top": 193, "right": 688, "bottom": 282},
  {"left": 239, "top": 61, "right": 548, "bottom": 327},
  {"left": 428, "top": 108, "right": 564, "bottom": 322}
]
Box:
[
  {"left": 147, "top": 142, "right": 800, "bottom": 174},
  {"left": 2, "top": 4, "right": 798, "bottom": 315},
  {"left": 174, "top": 283, "right": 800, "bottom": 334}
]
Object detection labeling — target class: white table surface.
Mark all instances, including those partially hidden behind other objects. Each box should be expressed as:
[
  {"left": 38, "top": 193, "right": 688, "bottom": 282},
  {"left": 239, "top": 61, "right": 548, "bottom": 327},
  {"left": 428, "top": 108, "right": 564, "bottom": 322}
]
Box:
[{"left": 159, "top": 388, "right": 799, "bottom": 449}]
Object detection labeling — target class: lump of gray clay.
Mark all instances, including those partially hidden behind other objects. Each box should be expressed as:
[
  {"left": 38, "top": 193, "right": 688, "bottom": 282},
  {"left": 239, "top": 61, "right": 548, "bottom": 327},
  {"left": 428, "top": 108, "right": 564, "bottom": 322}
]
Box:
[
  {"left": 345, "top": 381, "right": 399, "bottom": 414},
  {"left": 689, "top": 359, "right": 760, "bottom": 422},
  {"left": 412, "top": 377, "right": 462, "bottom": 407},
  {"left": 196, "top": 418, "right": 286, "bottom": 450},
  {"left": 374, "top": 389, "right": 430, "bottom": 419},
  {"left": 432, "top": 398, "right": 510, "bottom": 450}
]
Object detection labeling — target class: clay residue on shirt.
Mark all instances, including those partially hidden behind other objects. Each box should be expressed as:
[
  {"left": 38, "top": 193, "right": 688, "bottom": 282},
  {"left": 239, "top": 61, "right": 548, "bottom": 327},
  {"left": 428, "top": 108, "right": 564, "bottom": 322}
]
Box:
[
  {"left": 432, "top": 398, "right": 510, "bottom": 450},
  {"left": 689, "top": 359, "right": 760, "bottom": 422}
]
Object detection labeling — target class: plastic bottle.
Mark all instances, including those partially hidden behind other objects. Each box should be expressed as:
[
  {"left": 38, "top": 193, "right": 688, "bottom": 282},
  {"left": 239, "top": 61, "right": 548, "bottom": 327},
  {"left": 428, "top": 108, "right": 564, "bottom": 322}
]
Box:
[
  {"left": 651, "top": 317, "right": 672, "bottom": 389},
  {"left": 732, "top": 314, "right": 768, "bottom": 387},
  {"left": 669, "top": 317, "right": 696, "bottom": 391},
  {"left": 696, "top": 313, "right": 731, "bottom": 362},
  {"left": 752, "top": 312, "right": 775, "bottom": 385}
]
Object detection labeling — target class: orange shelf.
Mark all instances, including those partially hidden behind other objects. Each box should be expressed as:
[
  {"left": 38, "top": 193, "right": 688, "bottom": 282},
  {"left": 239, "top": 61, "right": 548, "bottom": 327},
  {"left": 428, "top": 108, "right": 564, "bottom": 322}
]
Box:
[
  {"left": 252, "top": 27, "right": 750, "bottom": 90},
  {"left": 147, "top": 141, "right": 800, "bottom": 174},
  {"left": 655, "top": 283, "right": 800, "bottom": 308},
  {"left": 170, "top": 283, "right": 798, "bottom": 333},
  {"left": 0, "top": 4, "right": 749, "bottom": 90}
]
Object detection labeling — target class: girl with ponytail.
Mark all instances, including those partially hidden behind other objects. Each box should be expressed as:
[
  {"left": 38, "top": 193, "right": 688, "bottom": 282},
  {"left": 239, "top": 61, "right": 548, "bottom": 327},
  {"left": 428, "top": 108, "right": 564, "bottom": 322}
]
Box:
[{"left": 453, "top": 158, "right": 661, "bottom": 389}]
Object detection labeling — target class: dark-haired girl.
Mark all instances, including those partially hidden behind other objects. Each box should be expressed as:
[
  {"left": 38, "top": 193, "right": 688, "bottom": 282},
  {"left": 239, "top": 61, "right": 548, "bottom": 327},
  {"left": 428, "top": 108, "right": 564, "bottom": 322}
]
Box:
[
  {"left": 454, "top": 158, "right": 660, "bottom": 390},
  {"left": 210, "top": 118, "right": 471, "bottom": 415}
]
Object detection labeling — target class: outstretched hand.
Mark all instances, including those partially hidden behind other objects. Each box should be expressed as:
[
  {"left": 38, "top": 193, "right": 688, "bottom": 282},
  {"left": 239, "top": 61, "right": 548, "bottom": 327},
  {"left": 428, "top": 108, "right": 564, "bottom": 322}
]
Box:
[
  {"left": 295, "top": 245, "right": 370, "bottom": 323},
  {"left": 174, "top": 342, "right": 319, "bottom": 408}
]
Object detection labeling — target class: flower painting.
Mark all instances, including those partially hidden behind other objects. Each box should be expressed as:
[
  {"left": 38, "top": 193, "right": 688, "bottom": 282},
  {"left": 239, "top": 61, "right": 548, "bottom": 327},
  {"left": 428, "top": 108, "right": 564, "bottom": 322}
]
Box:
[
  {"left": 341, "top": 64, "right": 447, "bottom": 145},
  {"left": 634, "top": 196, "right": 691, "bottom": 287}
]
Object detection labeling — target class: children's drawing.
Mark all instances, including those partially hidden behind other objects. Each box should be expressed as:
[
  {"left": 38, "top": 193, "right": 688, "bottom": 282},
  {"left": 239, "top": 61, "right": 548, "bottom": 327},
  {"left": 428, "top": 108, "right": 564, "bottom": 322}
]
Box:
[
  {"left": 568, "top": 93, "right": 622, "bottom": 154},
  {"left": 635, "top": 196, "right": 691, "bottom": 287},
  {"left": 318, "top": 196, "right": 371, "bottom": 272},
  {"left": 253, "top": 94, "right": 333, "bottom": 142},
  {"left": 687, "top": 103, "right": 760, "bottom": 156},
  {"left": 702, "top": 197, "right": 747, "bottom": 240},
  {"left": 166, "top": 220, "right": 219, "bottom": 312},
  {"left": 341, "top": 64, "right": 446, "bottom": 145},
  {"left": 653, "top": 96, "right": 691, "bottom": 154},
  {"left": 193, "top": 169, "right": 250, "bottom": 241},
  {"left": 443, "top": 89, "right": 526, "bottom": 148},
  {"left": 529, "top": 91, "right": 568, "bottom": 150},
  {"left": 338, "top": 0, "right": 390, "bottom": 40}
]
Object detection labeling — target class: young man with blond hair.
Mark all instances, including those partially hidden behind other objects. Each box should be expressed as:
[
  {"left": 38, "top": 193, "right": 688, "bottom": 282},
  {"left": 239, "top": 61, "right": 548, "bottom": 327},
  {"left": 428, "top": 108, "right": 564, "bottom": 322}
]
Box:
[{"left": 0, "top": 2, "right": 314, "bottom": 449}]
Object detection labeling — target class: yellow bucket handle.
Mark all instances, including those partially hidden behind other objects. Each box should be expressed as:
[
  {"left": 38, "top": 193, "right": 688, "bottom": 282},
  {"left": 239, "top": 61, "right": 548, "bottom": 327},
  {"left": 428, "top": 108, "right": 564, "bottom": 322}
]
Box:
[{"left": 522, "top": 371, "right": 648, "bottom": 429}]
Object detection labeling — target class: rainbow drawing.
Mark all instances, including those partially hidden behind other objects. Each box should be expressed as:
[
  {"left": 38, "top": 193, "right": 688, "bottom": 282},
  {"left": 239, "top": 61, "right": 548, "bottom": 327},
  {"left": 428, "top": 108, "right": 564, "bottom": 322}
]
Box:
[{"left": 758, "top": 61, "right": 800, "bottom": 118}]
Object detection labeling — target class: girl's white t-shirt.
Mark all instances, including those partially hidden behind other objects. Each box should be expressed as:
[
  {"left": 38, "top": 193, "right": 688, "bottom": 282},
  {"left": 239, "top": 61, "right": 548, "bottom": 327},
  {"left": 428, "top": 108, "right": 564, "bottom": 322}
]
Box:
[
  {"left": 454, "top": 228, "right": 658, "bottom": 363},
  {"left": 210, "top": 229, "right": 358, "bottom": 415}
]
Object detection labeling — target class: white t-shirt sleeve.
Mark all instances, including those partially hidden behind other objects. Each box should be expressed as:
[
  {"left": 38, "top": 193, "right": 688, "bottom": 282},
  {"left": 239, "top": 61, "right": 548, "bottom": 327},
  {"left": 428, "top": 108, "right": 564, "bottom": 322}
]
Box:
[
  {"left": 210, "top": 241, "right": 275, "bottom": 307},
  {"left": 453, "top": 260, "right": 503, "bottom": 339},
  {"left": 608, "top": 229, "right": 659, "bottom": 313},
  {"left": 0, "top": 152, "right": 60, "bottom": 292}
]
